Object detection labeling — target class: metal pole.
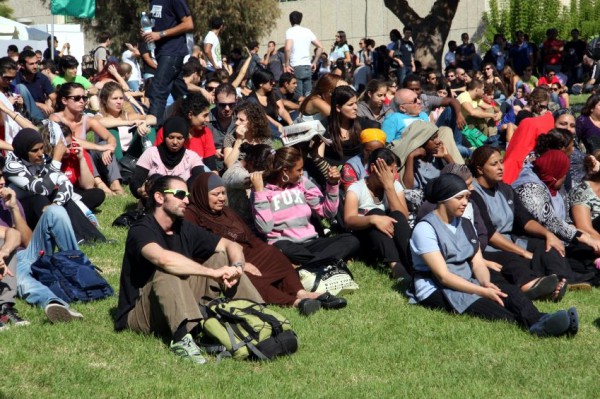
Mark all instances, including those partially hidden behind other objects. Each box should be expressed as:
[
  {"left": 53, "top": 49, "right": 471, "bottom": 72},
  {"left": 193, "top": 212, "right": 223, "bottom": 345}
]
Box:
[{"left": 51, "top": 13, "right": 55, "bottom": 61}]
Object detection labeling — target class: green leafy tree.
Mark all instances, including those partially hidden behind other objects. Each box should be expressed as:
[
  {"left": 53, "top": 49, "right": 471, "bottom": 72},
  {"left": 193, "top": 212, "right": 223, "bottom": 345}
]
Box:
[
  {"left": 0, "top": 0, "right": 13, "bottom": 18},
  {"left": 40, "top": 0, "right": 280, "bottom": 54},
  {"left": 481, "top": 0, "right": 600, "bottom": 52},
  {"left": 384, "top": 0, "right": 460, "bottom": 70}
]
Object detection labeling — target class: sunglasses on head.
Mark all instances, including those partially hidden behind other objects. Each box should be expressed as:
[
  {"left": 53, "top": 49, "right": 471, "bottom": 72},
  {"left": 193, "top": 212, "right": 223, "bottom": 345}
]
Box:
[
  {"left": 218, "top": 102, "right": 236, "bottom": 109},
  {"left": 67, "top": 95, "right": 89, "bottom": 102},
  {"left": 163, "top": 189, "right": 189, "bottom": 200}
]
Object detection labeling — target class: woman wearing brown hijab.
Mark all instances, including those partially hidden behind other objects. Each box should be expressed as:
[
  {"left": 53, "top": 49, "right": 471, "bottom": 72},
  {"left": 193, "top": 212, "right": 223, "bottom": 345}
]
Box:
[{"left": 184, "top": 173, "right": 347, "bottom": 316}]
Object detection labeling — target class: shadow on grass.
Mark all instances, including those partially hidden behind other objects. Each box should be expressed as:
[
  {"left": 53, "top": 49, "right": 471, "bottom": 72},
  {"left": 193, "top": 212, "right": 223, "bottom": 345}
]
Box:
[{"left": 592, "top": 317, "right": 600, "bottom": 330}]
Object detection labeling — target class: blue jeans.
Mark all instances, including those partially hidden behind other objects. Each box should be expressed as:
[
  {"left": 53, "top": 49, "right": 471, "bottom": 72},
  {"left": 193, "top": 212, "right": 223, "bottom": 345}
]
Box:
[
  {"left": 17, "top": 206, "right": 79, "bottom": 309},
  {"left": 148, "top": 55, "right": 187, "bottom": 126},
  {"left": 436, "top": 106, "right": 472, "bottom": 157},
  {"left": 16, "top": 84, "right": 45, "bottom": 122},
  {"left": 294, "top": 65, "right": 312, "bottom": 97},
  {"left": 395, "top": 66, "right": 412, "bottom": 86}
]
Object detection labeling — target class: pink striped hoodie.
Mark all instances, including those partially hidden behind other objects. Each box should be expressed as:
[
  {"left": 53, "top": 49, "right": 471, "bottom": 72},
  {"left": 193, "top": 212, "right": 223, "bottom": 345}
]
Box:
[{"left": 251, "top": 176, "right": 339, "bottom": 244}]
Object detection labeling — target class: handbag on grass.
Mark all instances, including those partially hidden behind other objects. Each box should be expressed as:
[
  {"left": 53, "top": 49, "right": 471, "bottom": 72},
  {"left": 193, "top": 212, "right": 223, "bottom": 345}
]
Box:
[{"left": 298, "top": 258, "right": 359, "bottom": 295}]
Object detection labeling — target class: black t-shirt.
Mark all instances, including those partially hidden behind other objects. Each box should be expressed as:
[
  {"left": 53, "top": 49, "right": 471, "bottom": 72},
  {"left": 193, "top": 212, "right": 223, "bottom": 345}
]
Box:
[
  {"left": 400, "top": 39, "right": 414, "bottom": 67},
  {"left": 150, "top": 0, "right": 191, "bottom": 57},
  {"left": 138, "top": 41, "right": 157, "bottom": 76},
  {"left": 274, "top": 87, "right": 300, "bottom": 104},
  {"left": 115, "top": 214, "right": 220, "bottom": 330}
]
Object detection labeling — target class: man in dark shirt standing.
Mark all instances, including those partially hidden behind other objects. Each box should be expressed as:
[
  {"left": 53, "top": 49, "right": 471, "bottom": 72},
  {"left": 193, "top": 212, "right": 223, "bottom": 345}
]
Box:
[
  {"left": 14, "top": 49, "right": 56, "bottom": 118},
  {"left": 115, "top": 176, "right": 262, "bottom": 365},
  {"left": 143, "top": 0, "right": 193, "bottom": 126}
]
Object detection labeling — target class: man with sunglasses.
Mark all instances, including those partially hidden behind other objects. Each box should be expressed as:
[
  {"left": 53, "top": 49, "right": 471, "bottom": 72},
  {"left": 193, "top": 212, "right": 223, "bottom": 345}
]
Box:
[
  {"left": 382, "top": 88, "right": 464, "bottom": 163},
  {"left": 116, "top": 175, "right": 262, "bottom": 364},
  {"left": 207, "top": 83, "right": 237, "bottom": 169},
  {"left": 14, "top": 49, "right": 55, "bottom": 119}
]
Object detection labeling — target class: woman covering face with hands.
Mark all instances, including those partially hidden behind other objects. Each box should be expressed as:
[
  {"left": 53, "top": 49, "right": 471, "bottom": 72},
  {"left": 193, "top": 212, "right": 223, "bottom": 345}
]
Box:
[{"left": 344, "top": 148, "right": 412, "bottom": 282}]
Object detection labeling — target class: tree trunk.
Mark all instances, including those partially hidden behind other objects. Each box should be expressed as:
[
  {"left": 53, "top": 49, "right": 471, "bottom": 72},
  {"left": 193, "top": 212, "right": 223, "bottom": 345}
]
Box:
[{"left": 384, "top": 0, "right": 460, "bottom": 70}]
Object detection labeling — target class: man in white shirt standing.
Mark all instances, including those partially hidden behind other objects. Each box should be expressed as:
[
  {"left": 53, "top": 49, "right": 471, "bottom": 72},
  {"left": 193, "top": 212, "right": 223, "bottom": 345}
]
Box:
[
  {"left": 284, "top": 11, "right": 323, "bottom": 97},
  {"left": 203, "top": 17, "right": 224, "bottom": 74}
]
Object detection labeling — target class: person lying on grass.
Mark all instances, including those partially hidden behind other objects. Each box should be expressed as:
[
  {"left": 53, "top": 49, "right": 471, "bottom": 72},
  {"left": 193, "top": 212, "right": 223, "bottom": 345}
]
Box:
[
  {"left": 408, "top": 173, "right": 579, "bottom": 337},
  {"left": 115, "top": 175, "right": 264, "bottom": 365}
]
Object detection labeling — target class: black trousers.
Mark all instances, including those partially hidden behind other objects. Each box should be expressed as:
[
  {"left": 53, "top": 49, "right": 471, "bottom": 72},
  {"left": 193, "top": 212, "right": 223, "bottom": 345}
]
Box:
[
  {"left": 74, "top": 187, "right": 106, "bottom": 211},
  {"left": 484, "top": 250, "right": 538, "bottom": 288},
  {"left": 420, "top": 270, "right": 542, "bottom": 329},
  {"left": 354, "top": 209, "right": 412, "bottom": 268},
  {"left": 525, "top": 236, "right": 576, "bottom": 280},
  {"left": 274, "top": 233, "right": 360, "bottom": 266}
]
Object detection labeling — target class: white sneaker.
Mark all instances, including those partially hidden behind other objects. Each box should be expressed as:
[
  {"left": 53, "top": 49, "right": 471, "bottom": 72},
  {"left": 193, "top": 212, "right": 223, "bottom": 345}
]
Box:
[{"left": 44, "top": 303, "right": 84, "bottom": 323}]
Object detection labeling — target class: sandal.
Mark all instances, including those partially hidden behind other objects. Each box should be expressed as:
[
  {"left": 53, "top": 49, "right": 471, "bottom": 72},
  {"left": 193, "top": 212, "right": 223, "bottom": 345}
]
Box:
[
  {"left": 551, "top": 278, "right": 567, "bottom": 302},
  {"left": 524, "top": 275, "right": 558, "bottom": 300},
  {"left": 567, "top": 282, "right": 592, "bottom": 291}
]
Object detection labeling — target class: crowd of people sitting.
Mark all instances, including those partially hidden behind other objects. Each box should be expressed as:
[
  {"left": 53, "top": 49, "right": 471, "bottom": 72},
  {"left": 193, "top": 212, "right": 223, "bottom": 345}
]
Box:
[{"left": 1, "top": 4, "right": 599, "bottom": 365}]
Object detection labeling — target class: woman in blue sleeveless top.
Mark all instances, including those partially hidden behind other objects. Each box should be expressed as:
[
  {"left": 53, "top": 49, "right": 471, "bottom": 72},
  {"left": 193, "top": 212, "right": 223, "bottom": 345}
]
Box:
[{"left": 409, "top": 174, "right": 578, "bottom": 337}]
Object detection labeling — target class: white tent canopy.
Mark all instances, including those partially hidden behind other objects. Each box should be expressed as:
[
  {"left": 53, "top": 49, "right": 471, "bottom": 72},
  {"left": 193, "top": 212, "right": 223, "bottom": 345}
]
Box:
[{"left": 0, "top": 16, "right": 48, "bottom": 41}]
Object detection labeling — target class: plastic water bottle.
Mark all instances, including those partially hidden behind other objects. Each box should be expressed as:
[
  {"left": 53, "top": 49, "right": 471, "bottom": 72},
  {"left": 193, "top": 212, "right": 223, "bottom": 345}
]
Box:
[
  {"left": 85, "top": 210, "right": 100, "bottom": 227},
  {"left": 142, "top": 136, "right": 153, "bottom": 151},
  {"left": 141, "top": 12, "right": 155, "bottom": 52}
]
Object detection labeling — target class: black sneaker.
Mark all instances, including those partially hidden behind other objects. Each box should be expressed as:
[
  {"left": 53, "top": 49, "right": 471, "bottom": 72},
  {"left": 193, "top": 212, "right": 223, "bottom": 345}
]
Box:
[{"left": 0, "top": 304, "right": 30, "bottom": 326}]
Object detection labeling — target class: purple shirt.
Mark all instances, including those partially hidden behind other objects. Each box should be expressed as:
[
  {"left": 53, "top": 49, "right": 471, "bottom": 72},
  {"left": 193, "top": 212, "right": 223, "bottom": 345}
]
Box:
[{"left": 575, "top": 115, "right": 600, "bottom": 152}]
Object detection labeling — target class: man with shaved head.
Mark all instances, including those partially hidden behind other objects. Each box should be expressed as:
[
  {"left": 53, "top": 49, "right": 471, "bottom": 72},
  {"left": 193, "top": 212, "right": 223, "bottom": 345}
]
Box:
[{"left": 382, "top": 88, "right": 464, "bottom": 163}]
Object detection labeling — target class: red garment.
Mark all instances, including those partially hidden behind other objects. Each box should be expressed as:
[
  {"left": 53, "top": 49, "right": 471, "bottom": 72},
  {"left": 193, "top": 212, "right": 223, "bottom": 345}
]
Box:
[
  {"left": 542, "top": 39, "right": 564, "bottom": 65},
  {"left": 502, "top": 112, "right": 555, "bottom": 184},
  {"left": 533, "top": 150, "right": 570, "bottom": 196},
  {"left": 61, "top": 150, "right": 94, "bottom": 185},
  {"left": 537, "top": 76, "right": 560, "bottom": 87},
  {"left": 155, "top": 126, "right": 216, "bottom": 158}
]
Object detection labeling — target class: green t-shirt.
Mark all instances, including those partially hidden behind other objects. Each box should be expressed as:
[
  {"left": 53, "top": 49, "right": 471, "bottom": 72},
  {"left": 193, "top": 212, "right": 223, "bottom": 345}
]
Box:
[{"left": 51, "top": 75, "right": 92, "bottom": 89}]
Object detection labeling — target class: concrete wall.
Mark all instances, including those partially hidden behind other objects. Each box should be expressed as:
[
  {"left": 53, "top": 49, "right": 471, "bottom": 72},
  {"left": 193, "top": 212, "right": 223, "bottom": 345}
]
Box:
[{"left": 262, "top": 0, "right": 489, "bottom": 55}]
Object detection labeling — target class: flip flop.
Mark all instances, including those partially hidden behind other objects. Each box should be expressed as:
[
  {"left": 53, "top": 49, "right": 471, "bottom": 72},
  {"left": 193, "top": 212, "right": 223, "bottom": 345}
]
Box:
[
  {"left": 552, "top": 278, "right": 568, "bottom": 303},
  {"left": 524, "top": 275, "right": 558, "bottom": 300},
  {"left": 567, "top": 307, "right": 579, "bottom": 336},
  {"left": 567, "top": 282, "right": 593, "bottom": 291}
]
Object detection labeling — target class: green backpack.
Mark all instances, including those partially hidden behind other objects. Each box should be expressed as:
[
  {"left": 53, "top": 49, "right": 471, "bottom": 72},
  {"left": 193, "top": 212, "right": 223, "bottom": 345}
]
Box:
[
  {"left": 461, "top": 126, "right": 488, "bottom": 148},
  {"left": 199, "top": 298, "right": 298, "bottom": 361}
]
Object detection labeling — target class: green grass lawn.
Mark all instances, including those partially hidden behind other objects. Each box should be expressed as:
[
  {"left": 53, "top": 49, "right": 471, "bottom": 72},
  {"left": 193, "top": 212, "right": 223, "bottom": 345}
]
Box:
[{"left": 1, "top": 192, "right": 599, "bottom": 399}]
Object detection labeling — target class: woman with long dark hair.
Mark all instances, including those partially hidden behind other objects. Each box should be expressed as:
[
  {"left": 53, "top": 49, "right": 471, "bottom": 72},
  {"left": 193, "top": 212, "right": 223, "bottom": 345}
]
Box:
[
  {"left": 248, "top": 69, "right": 293, "bottom": 133},
  {"left": 49, "top": 82, "right": 124, "bottom": 195},
  {"left": 223, "top": 101, "right": 273, "bottom": 169},
  {"left": 575, "top": 93, "right": 600, "bottom": 152}
]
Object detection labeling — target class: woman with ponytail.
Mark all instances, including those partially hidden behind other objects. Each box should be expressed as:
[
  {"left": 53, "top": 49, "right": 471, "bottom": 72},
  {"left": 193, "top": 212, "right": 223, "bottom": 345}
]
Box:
[{"left": 250, "top": 146, "right": 359, "bottom": 266}]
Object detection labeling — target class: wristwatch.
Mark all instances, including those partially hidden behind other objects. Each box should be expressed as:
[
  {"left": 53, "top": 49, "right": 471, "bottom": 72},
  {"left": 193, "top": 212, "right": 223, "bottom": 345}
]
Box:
[{"left": 159, "top": 31, "right": 166, "bottom": 39}]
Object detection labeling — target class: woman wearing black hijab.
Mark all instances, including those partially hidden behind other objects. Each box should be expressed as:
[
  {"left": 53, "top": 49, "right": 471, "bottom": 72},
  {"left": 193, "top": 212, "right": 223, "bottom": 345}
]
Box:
[
  {"left": 408, "top": 174, "right": 579, "bottom": 337},
  {"left": 130, "top": 116, "right": 209, "bottom": 199},
  {"left": 3, "top": 128, "right": 105, "bottom": 242}
]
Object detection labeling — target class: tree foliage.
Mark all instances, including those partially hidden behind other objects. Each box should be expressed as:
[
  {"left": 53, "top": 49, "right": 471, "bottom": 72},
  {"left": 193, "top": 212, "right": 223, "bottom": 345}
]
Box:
[
  {"left": 39, "top": 0, "right": 280, "bottom": 54},
  {"left": 481, "top": 0, "right": 600, "bottom": 51},
  {"left": 0, "top": 0, "right": 13, "bottom": 18},
  {"left": 383, "top": 0, "right": 460, "bottom": 70}
]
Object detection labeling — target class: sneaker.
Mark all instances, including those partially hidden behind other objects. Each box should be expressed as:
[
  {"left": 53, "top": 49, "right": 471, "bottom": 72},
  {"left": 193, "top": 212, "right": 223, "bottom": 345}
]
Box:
[
  {"left": 44, "top": 303, "right": 84, "bottom": 323},
  {"left": 170, "top": 333, "right": 208, "bottom": 365},
  {"left": 0, "top": 304, "right": 30, "bottom": 326}
]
